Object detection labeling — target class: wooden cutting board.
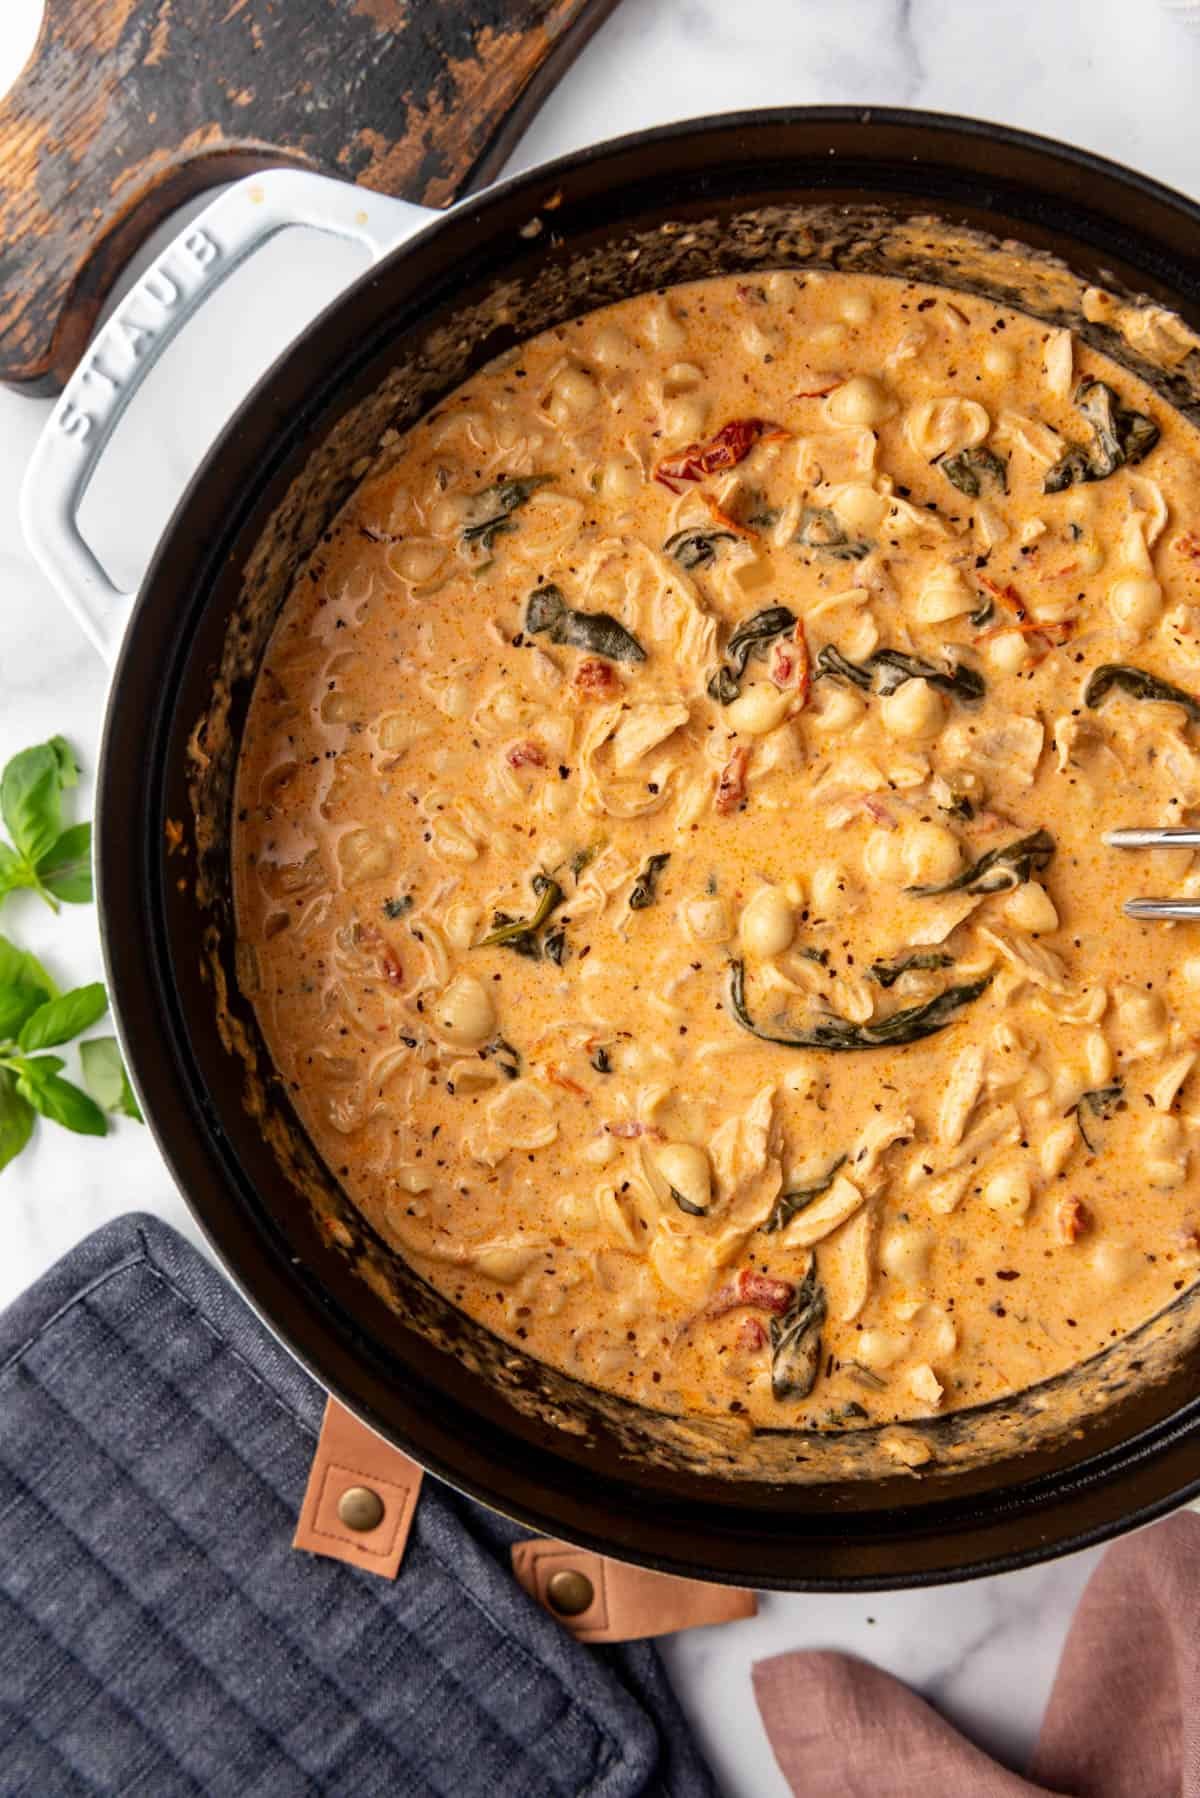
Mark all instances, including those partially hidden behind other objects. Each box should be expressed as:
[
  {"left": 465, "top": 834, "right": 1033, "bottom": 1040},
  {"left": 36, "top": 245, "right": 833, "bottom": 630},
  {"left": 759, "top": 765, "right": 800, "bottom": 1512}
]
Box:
[{"left": 0, "top": 0, "right": 618, "bottom": 394}]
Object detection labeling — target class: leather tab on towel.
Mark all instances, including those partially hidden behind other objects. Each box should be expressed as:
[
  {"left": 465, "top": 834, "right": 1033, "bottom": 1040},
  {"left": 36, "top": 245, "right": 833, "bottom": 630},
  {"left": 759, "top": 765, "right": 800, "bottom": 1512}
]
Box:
[
  {"left": 293, "top": 1397, "right": 423, "bottom": 1579},
  {"left": 510, "top": 1540, "right": 757, "bottom": 1641}
]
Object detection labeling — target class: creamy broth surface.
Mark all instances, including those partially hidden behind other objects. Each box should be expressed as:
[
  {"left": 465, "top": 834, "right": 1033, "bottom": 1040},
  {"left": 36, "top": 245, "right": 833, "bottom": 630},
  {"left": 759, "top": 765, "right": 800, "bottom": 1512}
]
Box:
[{"left": 234, "top": 270, "right": 1200, "bottom": 1431}]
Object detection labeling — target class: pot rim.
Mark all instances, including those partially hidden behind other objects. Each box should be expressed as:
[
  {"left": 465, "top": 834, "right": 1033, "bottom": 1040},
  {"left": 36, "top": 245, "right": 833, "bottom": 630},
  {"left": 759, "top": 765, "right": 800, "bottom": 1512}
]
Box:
[{"left": 95, "top": 103, "right": 1200, "bottom": 1588}]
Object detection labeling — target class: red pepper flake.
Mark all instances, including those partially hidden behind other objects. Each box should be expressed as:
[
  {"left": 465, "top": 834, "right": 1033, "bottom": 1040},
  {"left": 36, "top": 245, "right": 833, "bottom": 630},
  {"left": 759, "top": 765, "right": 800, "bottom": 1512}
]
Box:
[
  {"left": 506, "top": 740, "right": 546, "bottom": 769},
  {"left": 976, "top": 573, "right": 1029, "bottom": 623},
  {"left": 654, "top": 418, "right": 787, "bottom": 491},
  {"left": 606, "top": 1119, "right": 646, "bottom": 1139},
  {"left": 381, "top": 952, "right": 404, "bottom": 986},
  {"left": 793, "top": 381, "right": 843, "bottom": 399},
  {"left": 736, "top": 1316, "right": 768, "bottom": 1352},
  {"left": 545, "top": 1063, "right": 586, "bottom": 1096},
  {"left": 573, "top": 658, "right": 619, "bottom": 698},
  {"left": 977, "top": 617, "right": 1076, "bottom": 643},
  {"left": 715, "top": 744, "right": 751, "bottom": 814},
  {"left": 1056, "top": 1196, "right": 1092, "bottom": 1244},
  {"left": 1175, "top": 532, "right": 1200, "bottom": 561},
  {"left": 706, "top": 1268, "right": 795, "bottom": 1318},
  {"left": 975, "top": 576, "right": 1076, "bottom": 659}
]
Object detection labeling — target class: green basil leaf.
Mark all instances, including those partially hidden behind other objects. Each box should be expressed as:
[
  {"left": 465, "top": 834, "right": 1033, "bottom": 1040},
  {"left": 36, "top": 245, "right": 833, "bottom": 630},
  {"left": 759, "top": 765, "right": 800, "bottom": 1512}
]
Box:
[
  {"left": 47, "top": 737, "right": 79, "bottom": 789},
  {"left": 0, "top": 1068, "right": 34, "bottom": 1172},
  {"left": 14, "top": 1053, "right": 64, "bottom": 1079},
  {"left": 1, "top": 743, "right": 68, "bottom": 867},
  {"left": 0, "top": 839, "right": 35, "bottom": 901},
  {"left": 37, "top": 822, "right": 93, "bottom": 904},
  {"left": 15, "top": 1059, "right": 107, "bottom": 1136},
  {"left": 0, "top": 934, "right": 56, "bottom": 1040},
  {"left": 0, "top": 976, "right": 51, "bottom": 1042},
  {"left": 18, "top": 982, "right": 108, "bottom": 1052},
  {"left": 0, "top": 934, "right": 57, "bottom": 1000},
  {"left": 79, "top": 1037, "right": 143, "bottom": 1121}
]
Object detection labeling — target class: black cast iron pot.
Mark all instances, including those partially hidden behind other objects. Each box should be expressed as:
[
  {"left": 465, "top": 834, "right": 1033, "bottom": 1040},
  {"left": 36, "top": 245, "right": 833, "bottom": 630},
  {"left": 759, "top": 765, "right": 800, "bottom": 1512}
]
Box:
[{"left": 23, "top": 109, "right": 1200, "bottom": 1588}]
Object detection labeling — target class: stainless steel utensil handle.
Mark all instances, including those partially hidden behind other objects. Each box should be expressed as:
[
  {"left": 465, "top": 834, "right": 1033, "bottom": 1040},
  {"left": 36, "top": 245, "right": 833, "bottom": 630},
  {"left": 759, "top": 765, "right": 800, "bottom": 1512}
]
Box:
[
  {"left": 1106, "top": 828, "right": 1200, "bottom": 848},
  {"left": 19, "top": 170, "right": 435, "bottom": 666},
  {"left": 1124, "top": 898, "right": 1200, "bottom": 919}
]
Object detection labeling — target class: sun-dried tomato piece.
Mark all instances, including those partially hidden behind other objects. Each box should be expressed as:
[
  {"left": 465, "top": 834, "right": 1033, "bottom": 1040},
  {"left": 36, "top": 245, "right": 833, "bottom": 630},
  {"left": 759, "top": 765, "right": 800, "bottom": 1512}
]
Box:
[
  {"left": 737, "top": 1316, "right": 768, "bottom": 1352},
  {"left": 506, "top": 740, "right": 546, "bottom": 768},
  {"left": 706, "top": 1268, "right": 795, "bottom": 1319},
  {"left": 1056, "top": 1196, "right": 1092, "bottom": 1244},
  {"left": 356, "top": 920, "right": 404, "bottom": 986},
  {"left": 715, "top": 745, "right": 751, "bottom": 814},
  {"left": 769, "top": 622, "right": 811, "bottom": 704},
  {"left": 654, "top": 418, "right": 786, "bottom": 491},
  {"left": 573, "top": 658, "right": 619, "bottom": 697}
]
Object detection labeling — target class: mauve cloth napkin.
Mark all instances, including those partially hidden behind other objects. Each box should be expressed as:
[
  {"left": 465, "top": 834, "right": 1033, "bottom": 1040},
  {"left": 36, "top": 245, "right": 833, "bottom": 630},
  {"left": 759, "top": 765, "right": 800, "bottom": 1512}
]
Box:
[
  {"left": 754, "top": 1506, "right": 1200, "bottom": 1798},
  {"left": 0, "top": 1212, "right": 716, "bottom": 1798}
]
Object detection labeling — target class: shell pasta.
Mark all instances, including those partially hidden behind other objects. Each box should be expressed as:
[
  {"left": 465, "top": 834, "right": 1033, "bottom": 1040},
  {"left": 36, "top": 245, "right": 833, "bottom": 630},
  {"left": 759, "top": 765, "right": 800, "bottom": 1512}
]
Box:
[{"left": 234, "top": 270, "right": 1200, "bottom": 1433}]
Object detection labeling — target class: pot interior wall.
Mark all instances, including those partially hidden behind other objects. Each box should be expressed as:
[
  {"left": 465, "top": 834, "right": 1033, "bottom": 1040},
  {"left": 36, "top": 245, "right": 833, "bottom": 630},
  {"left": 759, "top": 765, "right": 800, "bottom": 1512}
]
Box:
[{"left": 105, "top": 113, "right": 1200, "bottom": 1585}]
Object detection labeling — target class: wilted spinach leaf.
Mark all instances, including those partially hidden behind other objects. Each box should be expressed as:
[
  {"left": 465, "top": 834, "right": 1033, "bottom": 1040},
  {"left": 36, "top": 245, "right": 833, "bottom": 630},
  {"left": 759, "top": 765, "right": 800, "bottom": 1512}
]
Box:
[
  {"left": 940, "top": 446, "right": 1009, "bottom": 498},
  {"left": 1083, "top": 663, "right": 1200, "bottom": 724},
  {"left": 795, "top": 506, "right": 872, "bottom": 561},
  {"left": 762, "top": 1155, "right": 848, "bottom": 1234},
  {"left": 629, "top": 852, "right": 671, "bottom": 910},
  {"left": 1074, "top": 1082, "right": 1124, "bottom": 1154},
  {"left": 707, "top": 605, "right": 797, "bottom": 704},
  {"left": 663, "top": 529, "right": 738, "bottom": 570},
  {"left": 868, "top": 951, "right": 954, "bottom": 989},
  {"left": 815, "top": 645, "right": 984, "bottom": 704},
  {"left": 906, "top": 828, "right": 1054, "bottom": 896},
  {"left": 1044, "top": 379, "right": 1160, "bottom": 493},
  {"left": 477, "top": 873, "right": 566, "bottom": 959},
  {"left": 728, "top": 959, "right": 993, "bottom": 1051},
  {"left": 525, "top": 585, "right": 646, "bottom": 663},
  {"left": 770, "top": 1262, "right": 827, "bottom": 1400},
  {"left": 462, "top": 475, "right": 547, "bottom": 555}
]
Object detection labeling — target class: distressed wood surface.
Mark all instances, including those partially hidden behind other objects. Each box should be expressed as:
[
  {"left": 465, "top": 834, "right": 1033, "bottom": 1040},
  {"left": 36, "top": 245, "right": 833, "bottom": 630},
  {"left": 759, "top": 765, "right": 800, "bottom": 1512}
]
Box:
[{"left": 0, "top": 0, "right": 617, "bottom": 394}]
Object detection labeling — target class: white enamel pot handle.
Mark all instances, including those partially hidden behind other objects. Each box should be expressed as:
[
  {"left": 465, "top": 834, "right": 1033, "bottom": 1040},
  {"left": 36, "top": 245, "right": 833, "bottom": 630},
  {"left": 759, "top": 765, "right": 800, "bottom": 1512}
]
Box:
[{"left": 19, "top": 169, "right": 436, "bottom": 665}]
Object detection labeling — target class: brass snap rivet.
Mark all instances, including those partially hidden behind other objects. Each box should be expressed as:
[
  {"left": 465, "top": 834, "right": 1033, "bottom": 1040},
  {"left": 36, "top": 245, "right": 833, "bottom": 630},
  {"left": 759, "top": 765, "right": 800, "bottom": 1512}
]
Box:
[
  {"left": 338, "top": 1485, "right": 385, "bottom": 1532},
  {"left": 546, "top": 1568, "right": 594, "bottom": 1616}
]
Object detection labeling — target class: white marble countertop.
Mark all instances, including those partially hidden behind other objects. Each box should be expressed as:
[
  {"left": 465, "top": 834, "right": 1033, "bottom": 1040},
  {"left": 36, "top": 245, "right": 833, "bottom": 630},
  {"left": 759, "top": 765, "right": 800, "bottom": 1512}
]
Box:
[{"left": 3, "top": 1, "right": 1199, "bottom": 1791}]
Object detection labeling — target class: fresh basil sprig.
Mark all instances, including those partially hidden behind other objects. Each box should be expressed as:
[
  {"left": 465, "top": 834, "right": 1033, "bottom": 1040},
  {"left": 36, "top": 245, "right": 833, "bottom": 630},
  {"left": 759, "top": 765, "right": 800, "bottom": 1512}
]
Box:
[
  {"left": 0, "top": 736, "right": 92, "bottom": 911},
  {"left": 0, "top": 934, "right": 140, "bottom": 1171}
]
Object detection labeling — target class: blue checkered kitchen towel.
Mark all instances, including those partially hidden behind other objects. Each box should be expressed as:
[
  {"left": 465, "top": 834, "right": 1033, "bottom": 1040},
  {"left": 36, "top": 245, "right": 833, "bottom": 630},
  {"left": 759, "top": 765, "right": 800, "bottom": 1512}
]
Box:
[{"left": 0, "top": 1214, "right": 717, "bottom": 1797}]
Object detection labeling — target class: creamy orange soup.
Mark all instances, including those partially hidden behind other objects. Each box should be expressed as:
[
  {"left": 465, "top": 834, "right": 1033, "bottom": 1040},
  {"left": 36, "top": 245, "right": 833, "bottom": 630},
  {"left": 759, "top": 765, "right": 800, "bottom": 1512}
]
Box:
[{"left": 233, "top": 269, "right": 1200, "bottom": 1432}]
